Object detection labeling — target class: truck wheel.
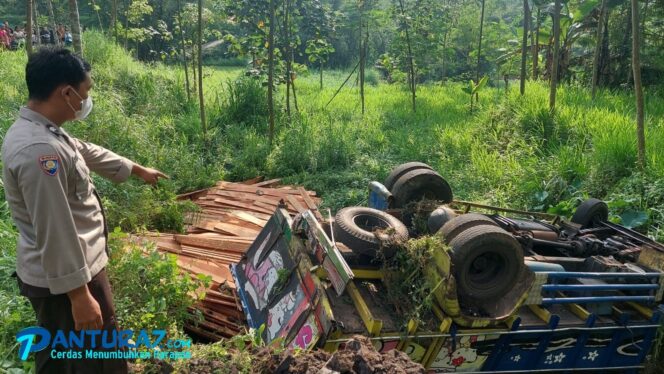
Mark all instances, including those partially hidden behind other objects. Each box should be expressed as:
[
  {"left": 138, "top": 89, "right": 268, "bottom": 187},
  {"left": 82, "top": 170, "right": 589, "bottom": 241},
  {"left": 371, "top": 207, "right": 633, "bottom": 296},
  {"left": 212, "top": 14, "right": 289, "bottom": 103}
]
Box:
[
  {"left": 438, "top": 213, "right": 498, "bottom": 243},
  {"left": 428, "top": 206, "right": 458, "bottom": 234},
  {"left": 571, "top": 198, "right": 608, "bottom": 229},
  {"left": 449, "top": 225, "right": 523, "bottom": 302},
  {"left": 334, "top": 207, "right": 409, "bottom": 256},
  {"left": 391, "top": 169, "right": 453, "bottom": 208},
  {"left": 384, "top": 162, "right": 433, "bottom": 191}
]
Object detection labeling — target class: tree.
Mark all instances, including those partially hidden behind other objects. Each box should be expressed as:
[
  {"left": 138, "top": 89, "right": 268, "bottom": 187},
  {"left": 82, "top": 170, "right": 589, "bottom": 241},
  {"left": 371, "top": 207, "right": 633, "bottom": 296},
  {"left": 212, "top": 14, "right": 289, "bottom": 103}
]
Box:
[
  {"left": 112, "top": 0, "right": 118, "bottom": 40},
  {"left": 520, "top": 0, "right": 529, "bottom": 95},
  {"left": 397, "top": 0, "right": 416, "bottom": 112},
  {"left": 306, "top": 38, "right": 334, "bottom": 89},
  {"left": 532, "top": 4, "right": 541, "bottom": 79},
  {"left": 68, "top": 0, "right": 83, "bottom": 54},
  {"left": 46, "top": 0, "right": 58, "bottom": 45},
  {"left": 26, "top": 0, "right": 33, "bottom": 54},
  {"left": 176, "top": 0, "right": 191, "bottom": 102},
  {"left": 475, "top": 0, "right": 486, "bottom": 105},
  {"left": 197, "top": 0, "right": 207, "bottom": 138},
  {"left": 549, "top": 0, "right": 560, "bottom": 112},
  {"left": 267, "top": 0, "right": 275, "bottom": 146},
  {"left": 591, "top": 0, "right": 607, "bottom": 100},
  {"left": 631, "top": 0, "right": 645, "bottom": 169}
]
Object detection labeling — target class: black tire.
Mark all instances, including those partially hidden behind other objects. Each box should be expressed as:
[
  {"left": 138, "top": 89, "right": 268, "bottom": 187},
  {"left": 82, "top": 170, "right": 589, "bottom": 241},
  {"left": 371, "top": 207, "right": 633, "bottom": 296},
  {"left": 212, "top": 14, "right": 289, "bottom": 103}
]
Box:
[
  {"left": 438, "top": 213, "right": 498, "bottom": 243},
  {"left": 449, "top": 225, "right": 523, "bottom": 302},
  {"left": 391, "top": 169, "right": 453, "bottom": 208},
  {"left": 427, "top": 206, "right": 458, "bottom": 234},
  {"left": 334, "top": 207, "right": 409, "bottom": 256},
  {"left": 384, "top": 162, "right": 433, "bottom": 191},
  {"left": 571, "top": 198, "right": 609, "bottom": 229}
]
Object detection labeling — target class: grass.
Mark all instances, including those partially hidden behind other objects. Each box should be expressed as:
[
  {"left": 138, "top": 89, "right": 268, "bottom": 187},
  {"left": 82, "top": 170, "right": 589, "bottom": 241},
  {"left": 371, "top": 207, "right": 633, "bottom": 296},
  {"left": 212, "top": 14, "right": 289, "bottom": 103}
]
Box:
[{"left": 2, "top": 31, "right": 664, "bottom": 370}]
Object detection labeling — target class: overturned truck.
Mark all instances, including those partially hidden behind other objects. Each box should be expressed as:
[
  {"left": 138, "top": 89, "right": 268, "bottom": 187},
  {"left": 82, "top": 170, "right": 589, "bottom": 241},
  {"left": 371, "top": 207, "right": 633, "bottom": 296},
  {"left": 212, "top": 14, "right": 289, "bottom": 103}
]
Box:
[{"left": 231, "top": 162, "right": 664, "bottom": 373}]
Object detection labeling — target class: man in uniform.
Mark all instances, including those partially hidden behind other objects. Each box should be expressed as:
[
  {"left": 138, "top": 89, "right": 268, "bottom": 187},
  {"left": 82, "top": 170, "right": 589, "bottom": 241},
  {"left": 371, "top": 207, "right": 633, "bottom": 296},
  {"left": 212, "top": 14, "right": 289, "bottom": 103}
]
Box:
[{"left": 2, "top": 47, "right": 167, "bottom": 373}]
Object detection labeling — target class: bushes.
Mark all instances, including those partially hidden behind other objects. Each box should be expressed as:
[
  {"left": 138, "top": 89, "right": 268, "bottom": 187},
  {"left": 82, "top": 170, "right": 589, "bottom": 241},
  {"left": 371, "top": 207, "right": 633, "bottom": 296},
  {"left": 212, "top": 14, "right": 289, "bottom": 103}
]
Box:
[
  {"left": 107, "top": 232, "right": 208, "bottom": 334},
  {"left": 216, "top": 77, "right": 269, "bottom": 127}
]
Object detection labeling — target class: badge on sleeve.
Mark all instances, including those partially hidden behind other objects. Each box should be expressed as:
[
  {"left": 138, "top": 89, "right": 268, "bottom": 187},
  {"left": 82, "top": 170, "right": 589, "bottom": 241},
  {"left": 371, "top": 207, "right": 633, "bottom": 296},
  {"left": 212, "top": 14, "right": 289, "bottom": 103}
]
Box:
[{"left": 39, "top": 155, "right": 60, "bottom": 176}]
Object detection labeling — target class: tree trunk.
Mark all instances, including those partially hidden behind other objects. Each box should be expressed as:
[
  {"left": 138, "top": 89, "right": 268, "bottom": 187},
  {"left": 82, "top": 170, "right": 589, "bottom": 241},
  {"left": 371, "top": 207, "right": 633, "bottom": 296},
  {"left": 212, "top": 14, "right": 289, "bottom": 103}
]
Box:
[
  {"left": 476, "top": 0, "right": 486, "bottom": 104},
  {"left": 34, "top": 1, "right": 40, "bottom": 46},
  {"left": 283, "top": 0, "right": 291, "bottom": 118},
  {"left": 267, "top": 0, "right": 275, "bottom": 146},
  {"left": 621, "top": 5, "right": 632, "bottom": 87},
  {"left": 90, "top": 0, "right": 104, "bottom": 32},
  {"left": 112, "top": 0, "right": 117, "bottom": 41},
  {"left": 320, "top": 61, "right": 324, "bottom": 90},
  {"left": 520, "top": 0, "right": 529, "bottom": 95},
  {"left": 176, "top": 0, "right": 191, "bottom": 102},
  {"left": 359, "top": 4, "right": 366, "bottom": 115},
  {"left": 591, "top": 0, "right": 607, "bottom": 100},
  {"left": 398, "top": 0, "right": 416, "bottom": 112},
  {"left": 26, "top": 0, "right": 33, "bottom": 54},
  {"left": 46, "top": 0, "right": 58, "bottom": 45},
  {"left": 197, "top": 0, "right": 206, "bottom": 137},
  {"left": 68, "top": 0, "right": 83, "bottom": 54},
  {"left": 631, "top": 0, "right": 645, "bottom": 169},
  {"left": 191, "top": 42, "right": 197, "bottom": 92},
  {"left": 533, "top": 7, "right": 540, "bottom": 79},
  {"left": 441, "top": 30, "right": 449, "bottom": 85},
  {"left": 549, "top": 0, "right": 560, "bottom": 111},
  {"left": 123, "top": 0, "right": 129, "bottom": 49}
]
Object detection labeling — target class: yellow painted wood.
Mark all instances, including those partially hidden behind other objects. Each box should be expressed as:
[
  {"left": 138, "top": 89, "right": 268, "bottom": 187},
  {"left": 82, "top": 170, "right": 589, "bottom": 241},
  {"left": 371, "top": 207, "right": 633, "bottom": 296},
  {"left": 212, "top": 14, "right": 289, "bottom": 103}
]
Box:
[
  {"left": 528, "top": 304, "right": 551, "bottom": 323},
  {"left": 346, "top": 281, "right": 383, "bottom": 335}
]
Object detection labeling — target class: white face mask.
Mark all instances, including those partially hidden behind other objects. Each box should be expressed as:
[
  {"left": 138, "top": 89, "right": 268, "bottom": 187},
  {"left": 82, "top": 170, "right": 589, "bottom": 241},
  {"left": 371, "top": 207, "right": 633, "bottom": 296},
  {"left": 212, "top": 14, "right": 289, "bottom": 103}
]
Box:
[{"left": 66, "top": 87, "right": 93, "bottom": 120}]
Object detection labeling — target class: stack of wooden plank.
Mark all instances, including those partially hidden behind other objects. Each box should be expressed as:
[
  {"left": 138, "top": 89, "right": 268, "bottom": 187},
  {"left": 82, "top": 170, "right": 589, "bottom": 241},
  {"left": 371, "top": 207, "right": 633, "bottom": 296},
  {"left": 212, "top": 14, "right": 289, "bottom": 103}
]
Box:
[{"left": 143, "top": 178, "right": 322, "bottom": 341}]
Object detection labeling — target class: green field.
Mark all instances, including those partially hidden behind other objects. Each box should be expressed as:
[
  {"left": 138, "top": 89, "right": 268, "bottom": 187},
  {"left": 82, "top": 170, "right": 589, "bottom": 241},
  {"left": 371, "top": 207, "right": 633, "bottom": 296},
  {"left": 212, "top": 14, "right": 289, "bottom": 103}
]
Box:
[{"left": 2, "top": 32, "right": 664, "bottom": 371}]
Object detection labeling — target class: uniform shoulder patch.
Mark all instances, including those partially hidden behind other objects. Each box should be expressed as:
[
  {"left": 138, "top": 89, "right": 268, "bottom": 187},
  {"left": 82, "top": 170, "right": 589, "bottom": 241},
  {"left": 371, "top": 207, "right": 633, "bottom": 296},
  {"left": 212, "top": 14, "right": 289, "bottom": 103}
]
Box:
[{"left": 38, "top": 155, "right": 61, "bottom": 176}]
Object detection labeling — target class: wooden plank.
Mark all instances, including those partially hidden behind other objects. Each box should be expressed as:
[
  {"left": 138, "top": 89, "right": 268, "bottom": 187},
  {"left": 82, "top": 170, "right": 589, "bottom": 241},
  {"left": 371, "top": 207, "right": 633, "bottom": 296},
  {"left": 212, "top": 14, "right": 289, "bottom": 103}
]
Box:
[
  {"left": 241, "top": 176, "right": 264, "bottom": 185},
  {"left": 298, "top": 186, "right": 324, "bottom": 221},
  {"left": 176, "top": 258, "right": 229, "bottom": 284},
  {"left": 212, "top": 198, "right": 274, "bottom": 215},
  {"left": 174, "top": 235, "right": 251, "bottom": 252},
  {"left": 217, "top": 181, "right": 314, "bottom": 197},
  {"left": 210, "top": 190, "right": 284, "bottom": 208},
  {"left": 253, "top": 178, "right": 281, "bottom": 187},
  {"left": 228, "top": 211, "right": 268, "bottom": 228},
  {"left": 286, "top": 195, "right": 307, "bottom": 214},
  {"left": 214, "top": 222, "right": 261, "bottom": 237},
  {"left": 176, "top": 188, "right": 209, "bottom": 201}
]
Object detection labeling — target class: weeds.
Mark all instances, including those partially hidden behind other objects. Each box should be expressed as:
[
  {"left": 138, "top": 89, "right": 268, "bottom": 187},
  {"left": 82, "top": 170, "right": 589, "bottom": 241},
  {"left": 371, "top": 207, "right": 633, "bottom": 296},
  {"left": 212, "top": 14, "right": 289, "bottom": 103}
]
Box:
[{"left": 381, "top": 236, "right": 444, "bottom": 329}]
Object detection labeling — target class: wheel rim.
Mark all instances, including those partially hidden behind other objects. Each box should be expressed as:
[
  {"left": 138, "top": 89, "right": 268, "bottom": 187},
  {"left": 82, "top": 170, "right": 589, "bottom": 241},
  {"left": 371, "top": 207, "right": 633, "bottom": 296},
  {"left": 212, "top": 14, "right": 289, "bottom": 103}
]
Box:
[
  {"left": 353, "top": 214, "right": 391, "bottom": 232},
  {"left": 467, "top": 251, "right": 507, "bottom": 293}
]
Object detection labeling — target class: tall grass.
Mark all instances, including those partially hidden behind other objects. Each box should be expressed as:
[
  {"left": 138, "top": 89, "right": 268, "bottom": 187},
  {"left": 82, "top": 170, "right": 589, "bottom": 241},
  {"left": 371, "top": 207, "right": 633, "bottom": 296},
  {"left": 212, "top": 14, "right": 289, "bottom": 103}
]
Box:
[{"left": 1, "top": 31, "right": 664, "bottom": 367}]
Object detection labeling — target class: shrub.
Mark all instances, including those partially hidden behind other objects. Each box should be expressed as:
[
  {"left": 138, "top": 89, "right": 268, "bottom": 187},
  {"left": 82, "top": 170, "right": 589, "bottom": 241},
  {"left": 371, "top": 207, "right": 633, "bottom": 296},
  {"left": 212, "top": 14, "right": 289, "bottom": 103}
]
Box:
[{"left": 107, "top": 231, "right": 209, "bottom": 334}]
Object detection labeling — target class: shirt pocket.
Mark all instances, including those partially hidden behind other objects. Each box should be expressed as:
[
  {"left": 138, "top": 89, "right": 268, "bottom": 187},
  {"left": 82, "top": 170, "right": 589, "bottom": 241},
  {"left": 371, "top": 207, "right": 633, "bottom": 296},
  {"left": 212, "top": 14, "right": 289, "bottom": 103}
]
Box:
[{"left": 74, "top": 161, "right": 92, "bottom": 201}]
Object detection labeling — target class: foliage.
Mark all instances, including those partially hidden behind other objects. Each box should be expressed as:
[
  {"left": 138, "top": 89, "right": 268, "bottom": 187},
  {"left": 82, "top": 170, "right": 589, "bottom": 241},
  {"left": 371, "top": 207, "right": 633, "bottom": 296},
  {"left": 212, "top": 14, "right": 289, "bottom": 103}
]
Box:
[
  {"left": 0, "top": 224, "right": 35, "bottom": 373},
  {"left": 381, "top": 236, "right": 444, "bottom": 328},
  {"left": 106, "top": 230, "right": 209, "bottom": 334}
]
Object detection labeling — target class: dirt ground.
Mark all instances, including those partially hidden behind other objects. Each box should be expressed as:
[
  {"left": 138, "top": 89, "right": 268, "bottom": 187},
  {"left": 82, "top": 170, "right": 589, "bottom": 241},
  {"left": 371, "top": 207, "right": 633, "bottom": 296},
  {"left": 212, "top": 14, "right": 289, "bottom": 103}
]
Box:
[
  {"left": 253, "top": 335, "right": 425, "bottom": 374},
  {"left": 163, "top": 335, "right": 425, "bottom": 373}
]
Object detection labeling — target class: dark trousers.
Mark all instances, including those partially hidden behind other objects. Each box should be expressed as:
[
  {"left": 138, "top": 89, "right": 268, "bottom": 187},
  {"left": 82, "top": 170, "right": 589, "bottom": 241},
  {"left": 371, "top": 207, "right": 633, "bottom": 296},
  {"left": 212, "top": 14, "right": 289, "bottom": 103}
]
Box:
[{"left": 17, "top": 269, "right": 128, "bottom": 374}]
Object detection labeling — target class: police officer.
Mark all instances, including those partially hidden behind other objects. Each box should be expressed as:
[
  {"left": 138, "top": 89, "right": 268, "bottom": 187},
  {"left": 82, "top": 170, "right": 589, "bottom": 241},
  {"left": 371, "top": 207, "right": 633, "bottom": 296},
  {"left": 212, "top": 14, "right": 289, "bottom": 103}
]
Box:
[{"left": 2, "top": 47, "right": 167, "bottom": 373}]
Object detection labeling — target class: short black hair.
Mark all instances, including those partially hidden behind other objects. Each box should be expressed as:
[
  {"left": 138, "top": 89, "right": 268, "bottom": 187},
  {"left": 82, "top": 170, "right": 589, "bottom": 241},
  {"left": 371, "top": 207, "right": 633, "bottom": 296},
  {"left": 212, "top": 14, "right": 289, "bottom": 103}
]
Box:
[{"left": 25, "top": 47, "right": 91, "bottom": 101}]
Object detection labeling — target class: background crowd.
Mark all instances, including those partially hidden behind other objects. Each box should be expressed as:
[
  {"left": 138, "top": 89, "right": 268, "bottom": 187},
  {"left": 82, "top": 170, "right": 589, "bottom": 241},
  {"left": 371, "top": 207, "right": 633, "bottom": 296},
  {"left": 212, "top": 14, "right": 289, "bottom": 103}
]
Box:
[{"left": 0, "top": 21, "right": 72, "bottom": 50}]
